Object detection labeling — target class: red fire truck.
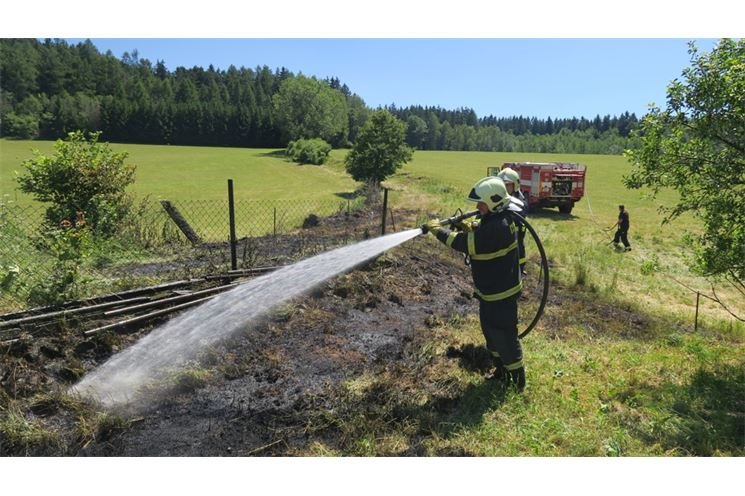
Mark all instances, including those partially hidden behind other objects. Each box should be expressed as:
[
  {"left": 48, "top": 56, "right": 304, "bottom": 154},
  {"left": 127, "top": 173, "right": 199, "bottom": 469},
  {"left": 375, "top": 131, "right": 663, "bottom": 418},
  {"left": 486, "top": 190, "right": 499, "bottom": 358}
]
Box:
[{"left": 487, "top": 162, "right": 587, "bottom": 214}]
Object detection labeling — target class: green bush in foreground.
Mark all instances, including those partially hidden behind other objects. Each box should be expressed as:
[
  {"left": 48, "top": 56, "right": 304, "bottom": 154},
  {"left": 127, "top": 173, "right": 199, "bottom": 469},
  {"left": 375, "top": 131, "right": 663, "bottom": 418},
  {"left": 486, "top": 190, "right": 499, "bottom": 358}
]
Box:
[{"left": 16, "top": 130, "right": 136, "bottom": 235}]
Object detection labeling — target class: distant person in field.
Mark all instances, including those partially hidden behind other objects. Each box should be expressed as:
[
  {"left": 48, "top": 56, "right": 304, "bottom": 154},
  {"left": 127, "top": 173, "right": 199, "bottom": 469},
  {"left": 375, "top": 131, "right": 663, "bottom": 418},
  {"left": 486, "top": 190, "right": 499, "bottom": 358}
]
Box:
[
  {"left": 613, "top": 204, "right": 631, "bottom": 251},
  {"left": 498, "top": 167, "right": 528, "bottom": 275},
  {"left": 421, "top": 177, "right": 526, "bottom": 392}
]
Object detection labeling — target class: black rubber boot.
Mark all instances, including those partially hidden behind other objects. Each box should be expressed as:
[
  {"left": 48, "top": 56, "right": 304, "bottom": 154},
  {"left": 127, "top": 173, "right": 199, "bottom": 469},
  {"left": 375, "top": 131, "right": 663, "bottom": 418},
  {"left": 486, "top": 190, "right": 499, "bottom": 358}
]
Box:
[
  {"left": 486, "top": 355, "right": 507, "bottom": 382},
  {"left": 507, "top": 367, "right": 526, "bottom": 392}
]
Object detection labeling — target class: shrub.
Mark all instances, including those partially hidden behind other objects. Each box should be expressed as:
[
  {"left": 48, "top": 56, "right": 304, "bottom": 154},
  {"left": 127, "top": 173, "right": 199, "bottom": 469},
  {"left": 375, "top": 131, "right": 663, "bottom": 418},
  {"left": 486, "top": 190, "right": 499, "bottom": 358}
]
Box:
[
  {"left": 640, "top": 256, "right": 661, "bottom": 275},
  {"left": 16, "top": 130, "right": 136, "bottom": 236},
  {"left": 286, "top": 138, "right": 332, "bottom": 165}
]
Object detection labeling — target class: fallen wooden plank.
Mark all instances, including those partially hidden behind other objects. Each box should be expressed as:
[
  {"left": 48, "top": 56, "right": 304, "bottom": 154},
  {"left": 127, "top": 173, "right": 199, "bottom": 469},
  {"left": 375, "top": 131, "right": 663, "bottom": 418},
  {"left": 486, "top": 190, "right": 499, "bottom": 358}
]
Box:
[
  {"left": 0, "top": 296, "right": 151, "bottom": 329},
  {"left": 103, "top": 283, "right": 236, "bottom": 317},
  {"left": 204, "top": 266, "right": 280, "bottom": 281},
  {"left": 84, "top": 295, "right": 216, "bottom": 336},
  {"left": 0, "top": 279, "right": 204, "bottom": 322}
]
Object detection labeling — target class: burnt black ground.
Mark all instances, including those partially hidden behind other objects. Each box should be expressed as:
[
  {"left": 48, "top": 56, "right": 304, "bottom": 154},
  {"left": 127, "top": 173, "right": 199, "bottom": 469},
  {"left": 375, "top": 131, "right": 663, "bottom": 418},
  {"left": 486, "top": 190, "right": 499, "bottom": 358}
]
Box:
[
  {"left": 1, "top": 205, "right": 490, "bottom": 456},
  {"left": 79, "top": 237, "right": 476, "bottom": 456}
]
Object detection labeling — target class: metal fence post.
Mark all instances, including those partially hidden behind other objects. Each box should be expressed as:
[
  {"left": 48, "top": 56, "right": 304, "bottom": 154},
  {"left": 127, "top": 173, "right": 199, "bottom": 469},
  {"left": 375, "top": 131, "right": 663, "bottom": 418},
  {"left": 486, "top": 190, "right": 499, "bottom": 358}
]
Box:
[
  {"left": 228, "top": 179, "right": 237, "bottom": 270},
  {"left": 694, "top": 292, "right": 700, "bottom": 332},
  {"left": 381, "top": 187, "right": 389, "bottom": 236},
  {"left": 273, "top": 207, "right": 277, "bottom": 236}
]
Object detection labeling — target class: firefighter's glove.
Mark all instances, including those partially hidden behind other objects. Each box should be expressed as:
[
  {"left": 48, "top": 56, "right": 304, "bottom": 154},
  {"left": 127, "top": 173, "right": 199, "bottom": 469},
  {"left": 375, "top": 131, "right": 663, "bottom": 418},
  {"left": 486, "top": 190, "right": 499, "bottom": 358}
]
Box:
[
  {"left": 453, "top": 220, "right": 474, "bottom": 232},
  {"left": 421, "top": 219, "right": 441, "bottom": 235}
]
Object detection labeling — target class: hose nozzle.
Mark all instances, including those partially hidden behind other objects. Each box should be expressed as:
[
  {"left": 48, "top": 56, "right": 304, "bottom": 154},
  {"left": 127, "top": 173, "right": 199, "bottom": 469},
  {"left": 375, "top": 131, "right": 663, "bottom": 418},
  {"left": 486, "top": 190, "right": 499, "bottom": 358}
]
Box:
[
  {"left": 420, "top": 209, "right": 480, "bottom": 234},
  {"left": 439, "top": 209, "right": 480, "bottom": 227}
]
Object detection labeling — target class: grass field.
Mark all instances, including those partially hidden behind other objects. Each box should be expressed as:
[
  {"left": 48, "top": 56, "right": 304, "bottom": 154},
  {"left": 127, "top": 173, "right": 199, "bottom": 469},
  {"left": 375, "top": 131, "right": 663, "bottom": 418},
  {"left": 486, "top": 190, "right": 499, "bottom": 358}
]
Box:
[
  {"left": 1, "top": 139, "right": 366, "bottom": 244},
  {"left": 384, "top": 150, "right": 744, "bottom": 329},
  {"left": 3, "top": 139, "right": 741, "bottom": 325},
  {"left": 1, "top": 139, "right": 359, "bottom": 204}
]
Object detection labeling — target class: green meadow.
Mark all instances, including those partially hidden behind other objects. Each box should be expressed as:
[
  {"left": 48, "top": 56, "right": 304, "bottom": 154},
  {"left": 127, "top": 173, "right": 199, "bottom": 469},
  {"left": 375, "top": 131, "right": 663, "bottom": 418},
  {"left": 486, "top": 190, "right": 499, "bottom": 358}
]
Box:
[
  {"left": 387, "top": 150, "right": 742, "bottom": 328},
  {"left": 335, "top": 150, "right": 743, "bottom": 457},
  {"left": 2, "top": 140, "right": 739, "bottom": 326},
  {"left": 1, "top": 140, "right": 363, "bottom": 241},
  {"left": 0, "top": 139, "right": 359, "bottom": 204}
]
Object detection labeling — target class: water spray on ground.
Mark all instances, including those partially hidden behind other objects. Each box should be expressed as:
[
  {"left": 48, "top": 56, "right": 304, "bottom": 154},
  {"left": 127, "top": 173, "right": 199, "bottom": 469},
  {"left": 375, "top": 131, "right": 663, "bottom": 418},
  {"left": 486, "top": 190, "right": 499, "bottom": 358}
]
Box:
[{"left": 72, "top": 228, "right": 423, "bottom": 408}]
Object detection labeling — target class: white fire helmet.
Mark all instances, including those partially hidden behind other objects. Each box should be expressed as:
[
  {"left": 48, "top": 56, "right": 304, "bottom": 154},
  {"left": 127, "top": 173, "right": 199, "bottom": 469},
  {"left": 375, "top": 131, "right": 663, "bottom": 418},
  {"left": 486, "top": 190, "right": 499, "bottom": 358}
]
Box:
[
  {"left": 498, "top": 167, "right": 520, "bottom": 187},
  {"left": 467, "top": 176, "right": 511, "bottom": 212}
]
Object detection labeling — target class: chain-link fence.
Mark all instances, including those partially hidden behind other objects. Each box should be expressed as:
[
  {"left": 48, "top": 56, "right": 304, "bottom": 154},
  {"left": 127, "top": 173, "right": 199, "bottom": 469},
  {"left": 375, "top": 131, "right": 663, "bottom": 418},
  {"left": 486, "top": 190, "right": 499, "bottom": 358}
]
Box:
[{"left": 0, "top": 195, "right": 377, "bottom": 313}]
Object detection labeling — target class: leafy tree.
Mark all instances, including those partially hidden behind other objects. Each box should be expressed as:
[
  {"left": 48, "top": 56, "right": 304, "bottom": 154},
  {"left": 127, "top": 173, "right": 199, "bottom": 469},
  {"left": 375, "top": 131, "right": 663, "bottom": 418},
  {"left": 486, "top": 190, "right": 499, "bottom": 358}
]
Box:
[
  {"left": 3, "top": 112, "right": 39, "bottom": 139},
  {"left": 405, "top": 115, "right": 428, "bottom": 149},
  {"left": 344, "top": 110, "right": 413, "bottom": 186},
  {"left": 425, "top": 111, "right": 441, "bottom": 150},
  {"left": 272, "top": 75, "right": 349, "bottom": 146},
  {"left": 17, "top": 131, "right": 136, "bottom": 234},
  {"left": 346, "top": 94, "right": 370, "bottom": 145},
  {"left": 624, "top": 39, "right": 745, "bottom": 294}
]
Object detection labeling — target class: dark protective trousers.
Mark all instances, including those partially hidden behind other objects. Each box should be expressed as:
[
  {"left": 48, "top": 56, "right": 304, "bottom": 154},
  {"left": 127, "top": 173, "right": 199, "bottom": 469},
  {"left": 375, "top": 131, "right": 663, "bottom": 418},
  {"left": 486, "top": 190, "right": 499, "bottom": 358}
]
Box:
[
  {"left": 478, "top": 296, "right": 522, "bottom": 367},
  {"left": 613, "top": 228, "right": 630, "bottom": 248}
]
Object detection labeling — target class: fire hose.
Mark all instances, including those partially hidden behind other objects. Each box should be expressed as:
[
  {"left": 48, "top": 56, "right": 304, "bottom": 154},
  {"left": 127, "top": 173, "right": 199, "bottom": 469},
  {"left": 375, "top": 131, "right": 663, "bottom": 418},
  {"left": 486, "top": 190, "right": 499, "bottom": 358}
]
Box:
[{"left": 426, "top": 208, "right": 549, "bottom": 339}]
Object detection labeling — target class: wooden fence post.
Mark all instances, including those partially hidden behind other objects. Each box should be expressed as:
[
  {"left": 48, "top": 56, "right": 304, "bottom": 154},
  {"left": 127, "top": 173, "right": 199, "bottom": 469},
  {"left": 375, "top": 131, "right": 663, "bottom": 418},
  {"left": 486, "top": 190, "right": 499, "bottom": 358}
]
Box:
[
  {"left": 381, "top": 187, "right": 389, "bottom": 236},
  {"left": 160, "top": 200, "right": 201, "bottom": 245}
]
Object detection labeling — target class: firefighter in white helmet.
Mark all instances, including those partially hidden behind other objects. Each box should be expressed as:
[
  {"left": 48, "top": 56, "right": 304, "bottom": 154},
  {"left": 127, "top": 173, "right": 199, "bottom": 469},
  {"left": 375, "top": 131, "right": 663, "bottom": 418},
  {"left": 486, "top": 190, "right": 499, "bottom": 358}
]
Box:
[
  {"left": 498, "top": 167, "right": 528, "bottom": 275},
  {"left": 422, "top": 177, "right": 526, "bottom": 392}
]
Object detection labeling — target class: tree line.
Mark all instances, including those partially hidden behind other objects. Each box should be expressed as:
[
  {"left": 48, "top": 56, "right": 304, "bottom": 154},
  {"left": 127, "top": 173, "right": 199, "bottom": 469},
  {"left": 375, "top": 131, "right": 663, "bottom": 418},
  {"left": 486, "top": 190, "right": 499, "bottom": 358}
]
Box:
[
  {"left": 1, "top": 38, "right": 638, "bottom": 154},
  {"left": 387, "top": 104, "right": 638, "bottom": 137}
]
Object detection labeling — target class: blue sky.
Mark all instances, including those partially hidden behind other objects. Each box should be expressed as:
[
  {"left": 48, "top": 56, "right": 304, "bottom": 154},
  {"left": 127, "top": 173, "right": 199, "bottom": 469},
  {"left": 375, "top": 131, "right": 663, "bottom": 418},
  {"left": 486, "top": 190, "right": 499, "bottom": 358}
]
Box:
[{"left": 66, "top": 38, "right": 719, "bottom": 120}]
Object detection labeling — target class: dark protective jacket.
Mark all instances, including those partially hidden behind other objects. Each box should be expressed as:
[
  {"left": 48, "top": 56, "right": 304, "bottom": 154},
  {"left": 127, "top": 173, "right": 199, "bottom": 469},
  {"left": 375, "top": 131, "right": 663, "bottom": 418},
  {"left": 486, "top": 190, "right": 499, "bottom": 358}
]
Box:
[
  {"left": 435, "top": 211, "right": 522, "bottom": 301},
  {"left": 618, "top": 210, "right": 630, "bottom": 231}
]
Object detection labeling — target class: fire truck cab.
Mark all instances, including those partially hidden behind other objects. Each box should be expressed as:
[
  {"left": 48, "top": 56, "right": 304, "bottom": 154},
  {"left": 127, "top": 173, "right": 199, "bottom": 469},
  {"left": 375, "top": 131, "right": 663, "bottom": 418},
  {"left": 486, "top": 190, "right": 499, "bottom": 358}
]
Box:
[{"left": 487, "top": 162, "right": 587, "bottom": 214}]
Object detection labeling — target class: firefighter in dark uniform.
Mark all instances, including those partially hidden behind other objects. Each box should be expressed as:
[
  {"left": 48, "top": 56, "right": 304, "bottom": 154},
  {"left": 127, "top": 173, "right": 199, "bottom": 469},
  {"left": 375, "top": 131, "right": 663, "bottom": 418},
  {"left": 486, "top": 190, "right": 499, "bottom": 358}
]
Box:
[
  {"left": 499, "top": 167, "right": 528, "bottom": 275},
  {"left": 613, "top": 204, "right": 631, "bottom": 251},
  {"left": 422, "top": 177, "right": 526, "bottom": 392}
]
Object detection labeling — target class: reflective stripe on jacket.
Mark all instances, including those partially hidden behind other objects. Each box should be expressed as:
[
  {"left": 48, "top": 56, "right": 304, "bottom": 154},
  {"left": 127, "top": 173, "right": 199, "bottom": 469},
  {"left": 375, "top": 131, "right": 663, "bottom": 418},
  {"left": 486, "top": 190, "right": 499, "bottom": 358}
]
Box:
[{"left": 436, "top": 211, "right": 522, "bottom": 301}]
